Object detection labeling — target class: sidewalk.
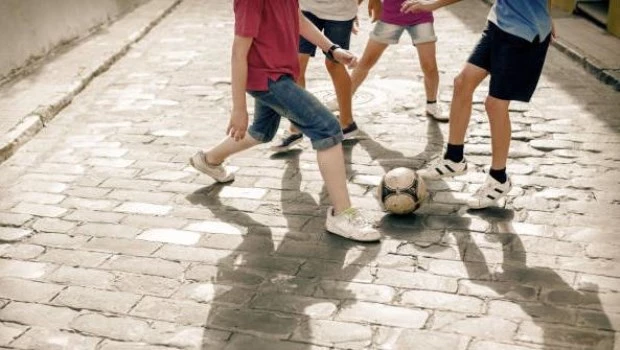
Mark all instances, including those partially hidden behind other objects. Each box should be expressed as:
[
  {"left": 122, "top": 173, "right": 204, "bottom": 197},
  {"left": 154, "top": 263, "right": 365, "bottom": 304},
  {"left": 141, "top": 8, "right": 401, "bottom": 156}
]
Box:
[{"left": 0, "top": 0, "right": 619, "bottom": 349}]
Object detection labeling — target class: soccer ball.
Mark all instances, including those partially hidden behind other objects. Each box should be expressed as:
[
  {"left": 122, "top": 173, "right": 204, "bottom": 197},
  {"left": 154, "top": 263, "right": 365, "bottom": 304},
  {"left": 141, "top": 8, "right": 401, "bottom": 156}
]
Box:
[{"left": 376, "top": 167, "right": 428, "bottom": 215}]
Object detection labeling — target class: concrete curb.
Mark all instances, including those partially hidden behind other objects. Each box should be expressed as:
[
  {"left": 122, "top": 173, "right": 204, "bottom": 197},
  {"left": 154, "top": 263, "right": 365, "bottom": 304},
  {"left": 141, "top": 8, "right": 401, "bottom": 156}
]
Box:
[
  {"left": 0, "top": 0, "right": 182, "bottom": 164},
  {"left": 479, "top": 0, "right": 619, "bottom": 91}
]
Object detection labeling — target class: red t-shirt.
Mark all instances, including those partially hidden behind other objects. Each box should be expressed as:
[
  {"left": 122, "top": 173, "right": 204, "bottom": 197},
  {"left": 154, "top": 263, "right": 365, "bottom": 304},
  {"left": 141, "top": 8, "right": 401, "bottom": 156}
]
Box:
[{"left": 234, "top": 0, "right": 300, "bottom": 91}]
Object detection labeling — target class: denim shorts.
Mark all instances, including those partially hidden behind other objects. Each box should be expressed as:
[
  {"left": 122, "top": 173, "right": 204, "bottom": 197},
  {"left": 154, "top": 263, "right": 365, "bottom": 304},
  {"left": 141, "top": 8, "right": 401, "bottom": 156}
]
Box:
[
  {"left": 370, "top": 20, "right": 437, "bottom": 45},
  {"left": 247, "top": 75, "right": 343, "bottom": 150},
  {"left": 299, "top": 11, "right": 354, "bottom": 57},
  {"left": 468, "top": 22, "right": 550, "bottom": 102}
]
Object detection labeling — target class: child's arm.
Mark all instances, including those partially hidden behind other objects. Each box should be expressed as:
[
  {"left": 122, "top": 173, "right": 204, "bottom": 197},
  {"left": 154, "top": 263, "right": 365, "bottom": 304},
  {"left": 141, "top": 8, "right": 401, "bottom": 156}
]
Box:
[
  {"left": 400, "top": 0, "right": 461, "bottom": 13},
  {"left": 368, "top": 0, "right": 382, "bottom": 22},
  {"left": 229, "top": 35, "right": 253, "bottom": 141},
  {"left": 299, "top": 9, "right": 358, "bottom": 67}
]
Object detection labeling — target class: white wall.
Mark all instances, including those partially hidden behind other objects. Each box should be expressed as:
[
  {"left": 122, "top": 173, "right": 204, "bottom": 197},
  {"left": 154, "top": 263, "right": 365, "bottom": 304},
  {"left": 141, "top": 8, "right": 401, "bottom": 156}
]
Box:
[{"left": 0, "top": 0, "right": 149, "bottom": 82}]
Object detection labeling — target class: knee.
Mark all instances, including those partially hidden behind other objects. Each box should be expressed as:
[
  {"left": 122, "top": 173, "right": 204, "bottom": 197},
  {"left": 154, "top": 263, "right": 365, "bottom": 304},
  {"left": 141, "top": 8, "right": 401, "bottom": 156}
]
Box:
[
  {"left": 453, "top": 73, "right": 476, "bottom": 95},
  {"left": 421, "top": 61, "right": 438, "bottom": 77},
  {"left": 484, "top": 96, "right": 508, "bottom": 115}
]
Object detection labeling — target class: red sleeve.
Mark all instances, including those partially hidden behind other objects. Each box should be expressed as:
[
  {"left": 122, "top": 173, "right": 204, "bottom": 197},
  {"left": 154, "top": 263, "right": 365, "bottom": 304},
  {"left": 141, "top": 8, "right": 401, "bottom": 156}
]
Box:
[{"left": 234, "top": 0, "right": 264, "bottom": 38}]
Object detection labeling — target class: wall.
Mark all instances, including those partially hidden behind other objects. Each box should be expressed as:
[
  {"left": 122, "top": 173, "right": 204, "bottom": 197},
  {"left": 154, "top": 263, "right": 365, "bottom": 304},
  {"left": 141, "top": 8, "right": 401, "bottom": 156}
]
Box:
[{"left": 0, "top": 0, "right": 149, "bottom": 82}]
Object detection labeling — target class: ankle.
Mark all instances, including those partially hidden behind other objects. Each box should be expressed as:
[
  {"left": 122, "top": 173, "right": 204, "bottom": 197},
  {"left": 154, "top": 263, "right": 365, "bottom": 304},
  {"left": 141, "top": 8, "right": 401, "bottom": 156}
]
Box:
[
  {"left": 204, "top": 152, "right": 223, "bottom": 166},
  {"left": 489, "top": 167, "right": 507, "bottom": 184},
  {"left": 443, "top": 143, "right": 464, "bottom": 163}
]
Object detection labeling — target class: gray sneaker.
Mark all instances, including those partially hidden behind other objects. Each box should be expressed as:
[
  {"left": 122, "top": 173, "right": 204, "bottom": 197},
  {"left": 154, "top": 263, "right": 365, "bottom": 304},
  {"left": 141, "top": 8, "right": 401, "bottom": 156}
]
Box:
[
  {"left": 325, "top": 207, "right": 381, "bottom": 242},
  {"left": 270, "top": 131, "right": 303, "bottom": 154},
  {"left": 189, "top": 151, "right": 235, "bottom": 183}
]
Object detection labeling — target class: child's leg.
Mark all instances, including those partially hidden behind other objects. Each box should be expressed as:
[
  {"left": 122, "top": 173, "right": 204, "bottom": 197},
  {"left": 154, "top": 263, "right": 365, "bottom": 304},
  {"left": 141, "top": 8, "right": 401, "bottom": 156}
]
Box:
[
  {"left": 484, "top": 96, "right": 511, "bottom": 170},
  {"left": 350, "top": 39, "right": 388, "bottom": 95},
  {"left": 449, "top": 63, "right": 488, "bottom": 145},
  {"left": 205, "top": 135, "right": 261, "bottom": 165},
  {"left": 325, "top": 59, "right": 353, "bottom": 128},
  {"left": 415, "top": 42, "right": 439, "bottom": 102},
  {"left": 317, "top": 143, "right": 351, "bottom": 213},
  {"left": 263, "top": 76, "right": 351, "bottom": 214},
  {"left": 322, "top": 17, "right": 355, "bottom": 128}
]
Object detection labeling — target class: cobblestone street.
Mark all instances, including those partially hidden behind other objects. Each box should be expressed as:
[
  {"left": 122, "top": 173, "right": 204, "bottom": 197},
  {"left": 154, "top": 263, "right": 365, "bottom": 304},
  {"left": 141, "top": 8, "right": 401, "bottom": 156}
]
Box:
[{"left": 0, "top": 0, "right": 619, "bottom": 349}]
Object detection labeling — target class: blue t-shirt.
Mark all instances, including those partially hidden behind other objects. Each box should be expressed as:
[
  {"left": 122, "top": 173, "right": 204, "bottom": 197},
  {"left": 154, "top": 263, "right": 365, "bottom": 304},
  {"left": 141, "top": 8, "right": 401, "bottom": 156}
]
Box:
[{"left": 488, "top": 0, "right": 552, "bottom": 42}]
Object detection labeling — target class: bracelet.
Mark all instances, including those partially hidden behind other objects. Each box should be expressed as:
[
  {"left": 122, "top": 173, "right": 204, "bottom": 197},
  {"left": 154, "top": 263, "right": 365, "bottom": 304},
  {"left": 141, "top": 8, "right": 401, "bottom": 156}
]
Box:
[{"left": 326, "top": 44, "right": 341, "bottom": 61}]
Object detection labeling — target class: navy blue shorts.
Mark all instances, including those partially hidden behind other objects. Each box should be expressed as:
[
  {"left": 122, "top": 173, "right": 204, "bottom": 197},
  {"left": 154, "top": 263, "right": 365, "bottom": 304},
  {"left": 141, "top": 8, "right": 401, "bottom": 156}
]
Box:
[
  {"left": 299, "top": 11, "right": 354, "bottom": 57},
  {"left": 468, "top": 22, "right": 551, "bottom": 102}
]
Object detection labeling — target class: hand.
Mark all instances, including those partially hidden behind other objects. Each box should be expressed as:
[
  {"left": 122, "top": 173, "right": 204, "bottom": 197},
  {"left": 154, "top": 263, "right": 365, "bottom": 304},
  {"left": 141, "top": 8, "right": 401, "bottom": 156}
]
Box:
[
  {"left": 368, "top": 0, "right": 382, "bottom": 22},
  {"left": 400, "top": 0, "right": 439, "bottom": 13},
  {"left": 352, "top": 16, "right": 360, "bottom": 35},
  {"left": 333, "top": 48, "right": 358, "bottom": 69},
  {"left": 227, "top": 108, "right": 249, "bottom": 141}
]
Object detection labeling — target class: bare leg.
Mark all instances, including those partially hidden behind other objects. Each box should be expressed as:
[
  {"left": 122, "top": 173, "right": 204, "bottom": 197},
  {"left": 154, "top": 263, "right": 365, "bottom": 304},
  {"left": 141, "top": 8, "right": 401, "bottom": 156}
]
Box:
[
  {"left": 415, "top": 42, "right": 439, "bottom": 101},
  {"left": 205, "top": 135, "right": 261, "bottom": 165},
  {"left": 317, "top": 144, "right": 351, "bottom": 214},
  {"left": 484, "top": 96, "right": 511, "bottom": 169},
  {"left": 449, "top": 63, "right": 489, "bottom": 145},
  {"left": 350, "top": 39, "right": 389, "bottom": 95},
  {"left": 325, "top": 59, "right": 353, "bottom": 128},
  {"left": 288, "top": 54, "right": 312, "bottom": 135}
]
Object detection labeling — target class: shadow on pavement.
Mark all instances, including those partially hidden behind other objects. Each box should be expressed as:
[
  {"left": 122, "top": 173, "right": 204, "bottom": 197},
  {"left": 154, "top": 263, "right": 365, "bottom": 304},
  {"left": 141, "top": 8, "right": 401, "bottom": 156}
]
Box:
[
  {"left": 187, "top": 145, "right": 381, "bottom": 349},
  {"left": 463, "top": 208, "right": 615, "bottom": 349}
]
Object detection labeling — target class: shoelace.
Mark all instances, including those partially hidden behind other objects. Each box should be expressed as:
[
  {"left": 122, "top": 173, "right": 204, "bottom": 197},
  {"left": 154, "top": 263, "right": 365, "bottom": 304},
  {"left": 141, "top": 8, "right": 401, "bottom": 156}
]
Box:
[{"left": 342, "top": 208, "right": 371, "bottom": 228}]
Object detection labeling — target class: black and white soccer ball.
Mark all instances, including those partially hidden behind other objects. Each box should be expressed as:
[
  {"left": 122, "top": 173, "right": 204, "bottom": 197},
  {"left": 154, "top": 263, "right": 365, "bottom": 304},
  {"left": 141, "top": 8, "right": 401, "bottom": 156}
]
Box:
[{"left": 376, "top": 167, "right": 428, "bottom": 215}]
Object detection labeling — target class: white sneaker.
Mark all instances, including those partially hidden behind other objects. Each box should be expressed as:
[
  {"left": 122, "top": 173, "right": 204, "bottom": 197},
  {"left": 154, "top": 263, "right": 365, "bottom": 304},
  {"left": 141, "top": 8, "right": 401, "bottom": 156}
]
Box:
[
  {"left": 325, "top": 98, "right": 339, "bottom": 112},
  {"left": 189, "top": 151, "right": 235, "bottom": 183},
  {"left": 426, "top": 103, "right": 449, "bottom": 122},
  {"left": 466, "top": 175, "right": 512, "bottom": 209},
  {"left": 270, "top": 131, "right": 303, "bottom": 153},
  {"left": 325, "top": 207, "right": 381, "bottom": 242},
  {"left": 418, "top": 158, "right": 468, "bottom": 180}
]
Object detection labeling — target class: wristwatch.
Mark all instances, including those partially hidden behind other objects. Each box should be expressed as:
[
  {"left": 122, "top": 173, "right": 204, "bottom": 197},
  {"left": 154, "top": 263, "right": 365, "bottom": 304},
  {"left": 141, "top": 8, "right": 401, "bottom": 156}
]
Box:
[{"left": 325, "top": 44, "right": 341, "bottom": 61}]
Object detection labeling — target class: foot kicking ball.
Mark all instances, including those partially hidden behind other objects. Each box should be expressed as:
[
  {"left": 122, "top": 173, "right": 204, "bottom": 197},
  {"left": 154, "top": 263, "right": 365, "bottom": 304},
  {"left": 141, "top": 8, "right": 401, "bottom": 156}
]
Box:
[{"left": 376, "top": 167, "right": 428, "bottom": 214}]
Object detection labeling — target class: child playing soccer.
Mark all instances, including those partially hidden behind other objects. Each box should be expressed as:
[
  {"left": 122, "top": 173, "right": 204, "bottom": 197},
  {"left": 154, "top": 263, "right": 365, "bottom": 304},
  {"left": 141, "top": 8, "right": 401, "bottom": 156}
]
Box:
[
  {"left": 350, "top": 0, "right": 448, "bottom": 121},
  {"left": 271, "top": 0, "right": 361, "bottom": 154},
  {"left": 404, "top": 0, "right": 554, "bottom": 208},
  {"left": 190, "top": 0, "right": 381, "bottom": 242}
]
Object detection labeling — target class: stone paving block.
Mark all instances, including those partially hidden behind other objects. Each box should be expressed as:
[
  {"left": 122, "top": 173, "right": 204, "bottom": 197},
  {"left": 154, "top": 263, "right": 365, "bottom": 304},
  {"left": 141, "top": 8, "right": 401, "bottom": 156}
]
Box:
[
  {"left": 185, "top": 264, "right": 265, "bottom": 286},
  {"left": 21, "top": 327, "right": 98, "bottom": 350},
  {"left": 108, "top": 189, "right": 174, "bottom": 204},
  {"left": 298, "top": 260, "right": 375, "bottom": 283},
  {"left": 0, "top": 301, "right": 79, "bottom": 329},
  {"left": 37, "top": 248, "right": 111, "bottom": 268},
  {"left": 0, "top": 259, "right": 50, "bottom": 279},
  {"left": 375, "top": 268, "right": 459, "bottom": 293},
  {"left": 84, "top": 237, "right": 161, "bottom": 256},
  {"left": 0, "top": 227, "right": 32, "bottom": 242},
  {"left": 433, "top": 313, "right": 518, "bottom": 342},
  {"left": 13, "top": 180, "right": 68, "bottom": 193},
  {"left": 378, "top": 329, "right": 471, "bottom": 350},
  {"left": 336, "top": 300, "right": 429, "bottom": 329},
  {"left": 113, "top": 272, "right": 181, "bottom": 298},
  {"left": 142, "top": 321, "right": 207, "bottom": 349},
  {"left": 251, "top": 293, "right": 338, "bottom": 319},
  {"left": 488, "top": 300, "right": 577, "bottom": 325},
  {"left": 70, "top": 313, "right": 149, "bottom": 343},
  {"left": 226, "top": 334, "right": 329, "bottom": 350},
  {"left": 153, "top": 245, "right": 231, "bottom": 264},
  {"left": 207, "top": 306, "right": 298, "bottom": 338},
  {"left": 0, "top": 244, "right": 45, "bottom": 260},
  {"left": 115, "top": 202, "right": 172, "bottom": 215},
  {"left": 11, "top": 203, "right": 67, "bottom": 218},
  {"left": 101, "top": 255, "right": 185, "bottom": 278},
  {"left": 98, "top": 340, "right": 180, "bottom": 350},
  {"left": 64, "top": 209, "right": 126, "bottom": 224},
  {"left": 458, "top": 280, "right": 538, "bottom": 302},
  {"left": 10, "top": 192, "right": 66, "bottom": 205},
  {"left": 121, "top": 214, "right": 188, "bottom": 229},
  {"left": 173, "top": 282, "right": 255, "bottom": 306},
  {"left": 0, "top": 322, "right": 27, "bottom": 346},
  {"left": 291, "top": 319, "right": 373, "bottom": 349},
  {"left": 46, "top": 266, "right": 114, "bottom": 289},
  {"left": 314, "top": 280, "right": 396, "bottom": 304},
  {"left": 0, "top": 213, "right": 32, "bottom": 227},
  {"left": 468, "top": 340, "right": 540, "bottom": 350},
  {"left": 130, "top": 296, "right": 211, "bottom": 326},
  {"left": 28, "top": 232, "right": 89, "bottom": 250},
  {"left": 516, "top": 321, "right": 615, "bottom": 349},
  {"left": 66, "top": 186, "right": 112, "bottom": 199},
  {"left": 400, "top": 290, "right": 484, "bottom": 314},
  {"left": 53, "top": 285, "right": 141, "bottom": 314},
  {"left": 74, "top": 222, "right": 142, "bottom": 239},
  {"left": 137, "top": 228, "right": 201, "bottom": 245},
  {"left": 0, "top": 278, "right": 63, "bottom": 303}
]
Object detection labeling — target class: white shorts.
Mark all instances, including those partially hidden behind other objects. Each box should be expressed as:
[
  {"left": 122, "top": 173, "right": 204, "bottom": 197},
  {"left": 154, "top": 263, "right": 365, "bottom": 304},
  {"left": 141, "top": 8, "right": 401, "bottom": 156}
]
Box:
[{"left": 370, "top": 21, "right": 437, "bottom": 45}]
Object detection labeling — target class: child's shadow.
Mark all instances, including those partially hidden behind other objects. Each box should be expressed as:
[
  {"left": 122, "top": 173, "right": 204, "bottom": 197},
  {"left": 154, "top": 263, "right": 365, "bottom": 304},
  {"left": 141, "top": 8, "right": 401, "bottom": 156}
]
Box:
[
  {"left": 461, "top": 208, "right": 615, "bottom": 349},
  {"left": 187, "top": 147, "right": 380, "bottom": 348}
]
